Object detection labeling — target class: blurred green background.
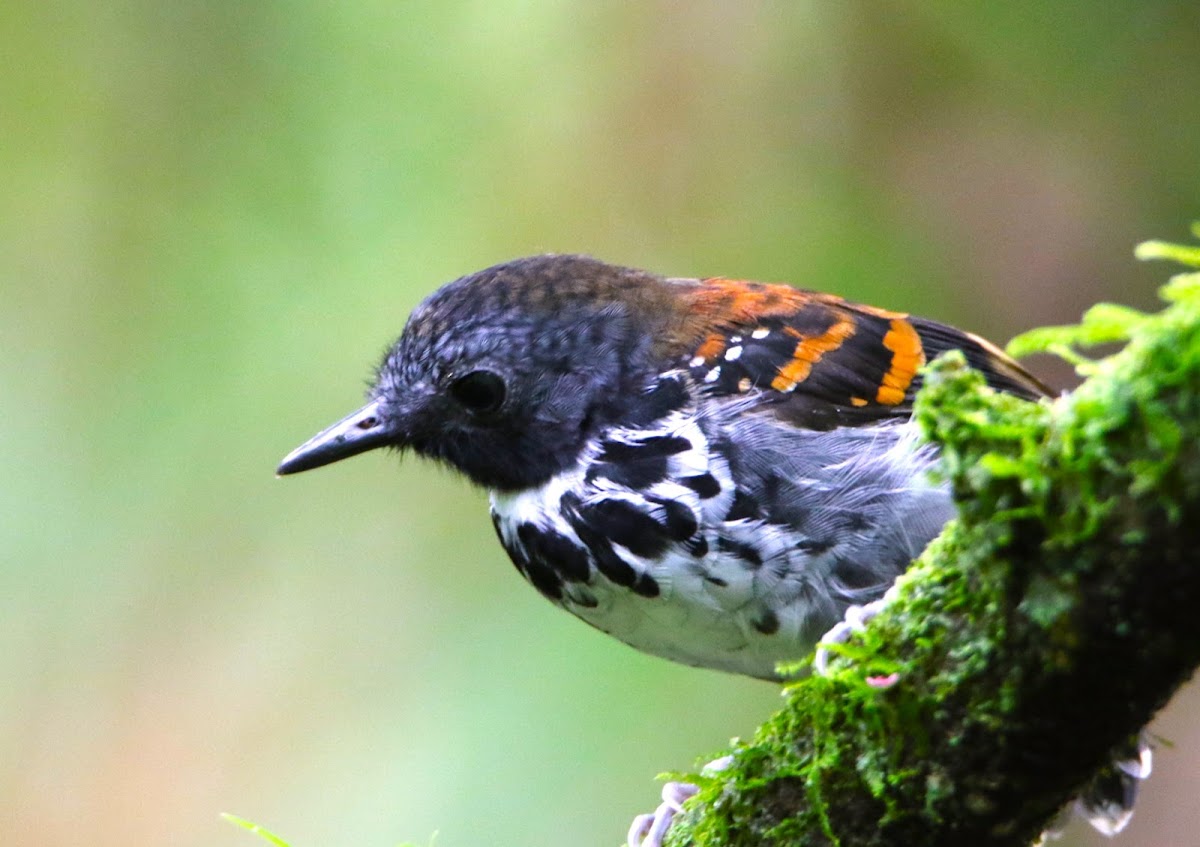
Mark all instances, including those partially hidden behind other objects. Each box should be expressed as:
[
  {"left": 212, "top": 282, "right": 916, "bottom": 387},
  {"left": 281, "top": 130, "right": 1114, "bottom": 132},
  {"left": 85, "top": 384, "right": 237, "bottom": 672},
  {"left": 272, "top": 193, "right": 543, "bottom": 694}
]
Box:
[{"left": 4, "top": 3, "right": 1198, "bottom": 846}]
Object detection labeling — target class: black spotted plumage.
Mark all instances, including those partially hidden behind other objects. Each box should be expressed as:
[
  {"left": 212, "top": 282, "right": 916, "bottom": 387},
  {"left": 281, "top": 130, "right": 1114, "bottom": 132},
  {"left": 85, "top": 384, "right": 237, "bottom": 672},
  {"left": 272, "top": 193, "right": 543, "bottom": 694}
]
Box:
[
  {"left": 586, "top": 455, "right": 669, "bottom": 490},
  {"left": 575, "top": 497, "right": 678, "bottom": 559},
  {"left": 559, "top": 492, "right": 660, "bottom": 597},
  {"left": 680, "top": 473, "right": 721, "bottom": 499},
  {"left": 715, "top": 535, "right": 764, "bottom": 569},
  {"left": 585, "top": 432, "right": 692, "bottom": 489},
  {"left": 753, "top": 610, "right": 781, "bottom": 635},
  {"left": 516, "top": 523, "right": 590, "bottom": 583}
]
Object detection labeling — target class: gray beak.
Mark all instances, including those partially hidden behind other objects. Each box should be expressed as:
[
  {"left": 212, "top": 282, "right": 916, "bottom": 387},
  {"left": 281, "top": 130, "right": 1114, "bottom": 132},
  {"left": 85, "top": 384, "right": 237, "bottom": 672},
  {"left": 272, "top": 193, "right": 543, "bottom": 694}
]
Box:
[{"left": 277, "top": 400, "right": 390, "bottom": 475}]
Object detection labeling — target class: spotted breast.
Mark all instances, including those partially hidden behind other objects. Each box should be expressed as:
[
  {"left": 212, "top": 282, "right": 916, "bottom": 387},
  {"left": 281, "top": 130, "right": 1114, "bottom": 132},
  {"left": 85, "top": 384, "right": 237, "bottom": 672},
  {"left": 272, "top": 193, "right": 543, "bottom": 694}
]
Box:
[{"left": 489, "top": 373, "right": 954, "bottom": 680}]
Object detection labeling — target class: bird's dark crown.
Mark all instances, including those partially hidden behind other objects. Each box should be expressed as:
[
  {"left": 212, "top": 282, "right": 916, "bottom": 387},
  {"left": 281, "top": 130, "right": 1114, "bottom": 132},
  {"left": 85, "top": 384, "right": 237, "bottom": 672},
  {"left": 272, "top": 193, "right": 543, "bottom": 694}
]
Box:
[{"left": 370, "top": 254, "right": 691, "bottom": 491}]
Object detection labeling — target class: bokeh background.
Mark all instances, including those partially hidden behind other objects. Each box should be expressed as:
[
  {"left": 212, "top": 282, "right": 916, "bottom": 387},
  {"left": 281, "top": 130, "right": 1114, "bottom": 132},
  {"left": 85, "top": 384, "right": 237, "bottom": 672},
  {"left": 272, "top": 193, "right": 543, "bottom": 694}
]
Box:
[{"left": 4, "top": 3, "right": 1199, "bottom": 846}]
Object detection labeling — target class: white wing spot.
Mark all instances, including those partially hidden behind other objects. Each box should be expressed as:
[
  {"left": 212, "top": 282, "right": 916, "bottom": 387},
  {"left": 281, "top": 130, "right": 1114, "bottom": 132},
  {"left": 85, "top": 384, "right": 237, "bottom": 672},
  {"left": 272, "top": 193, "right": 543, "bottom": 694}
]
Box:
[
  {"left": 705, "top": 366, "right": 722, "bottom": 383},
  {"left": 738, "top": 377, "right": 752, "bottom": 392},
  {"left": 724, "top": 345, "right": 743, "bottom": 362},
  {"left": 751, "top": 328, "right": 770, "bottom": 339},
  {"left": 689, "top": 355, "right": 706, "bottom": 368}
]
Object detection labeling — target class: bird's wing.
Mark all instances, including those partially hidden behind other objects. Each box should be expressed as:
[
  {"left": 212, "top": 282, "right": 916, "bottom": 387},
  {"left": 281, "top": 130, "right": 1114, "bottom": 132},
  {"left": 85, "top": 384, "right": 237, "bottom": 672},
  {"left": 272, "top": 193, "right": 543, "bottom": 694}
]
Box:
[{"left": 673, "top": 276, "right": 1049, "bottom": 428}]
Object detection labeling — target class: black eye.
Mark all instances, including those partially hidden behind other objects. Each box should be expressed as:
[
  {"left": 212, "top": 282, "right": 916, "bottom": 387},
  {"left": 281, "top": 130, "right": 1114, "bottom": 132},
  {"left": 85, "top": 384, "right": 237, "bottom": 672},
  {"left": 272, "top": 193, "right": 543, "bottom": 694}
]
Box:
[{"left": 448, "top": 370, "right": 507, "bottom": 414}]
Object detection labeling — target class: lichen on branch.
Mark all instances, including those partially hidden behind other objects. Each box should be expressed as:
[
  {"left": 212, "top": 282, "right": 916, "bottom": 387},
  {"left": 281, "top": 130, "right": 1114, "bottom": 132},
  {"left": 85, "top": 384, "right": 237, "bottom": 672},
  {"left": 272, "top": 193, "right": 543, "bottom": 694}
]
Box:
[{"left": 664, "top": 229, "right": 1200, "bottom": 847}]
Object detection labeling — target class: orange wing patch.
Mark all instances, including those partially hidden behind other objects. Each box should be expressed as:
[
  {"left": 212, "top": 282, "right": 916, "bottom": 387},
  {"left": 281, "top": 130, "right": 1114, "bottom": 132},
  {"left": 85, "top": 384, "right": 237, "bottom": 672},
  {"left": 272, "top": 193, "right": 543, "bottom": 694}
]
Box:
[
  {"left": 676, "top": 276, "right": 931, "bottom": 411},
  {"left": 876, "top": 318, "right": 925, "bottom": 405},
  {"left": 671, "top": 273, "right": 1044, "bottom": 418},
  {"left": 770, "top": 315, "right": 857, "bottom": 392},
  {"left": 681, "top": 277, "right": 817, "bottom": 327},
  {"left": 693, "top": 332, "right": 727, "bottom": 362}
]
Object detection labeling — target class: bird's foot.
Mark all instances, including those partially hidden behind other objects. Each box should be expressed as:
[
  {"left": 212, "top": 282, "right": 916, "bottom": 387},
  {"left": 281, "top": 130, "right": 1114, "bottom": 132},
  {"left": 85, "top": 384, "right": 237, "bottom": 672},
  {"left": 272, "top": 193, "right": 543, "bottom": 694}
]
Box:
[
  {"left": 813, "top": 589, "right": 896, "bottom": 678},
  {"left": 1035, "top": 736, "right": 1152, "bottom": 844},
  {"left": 627, "top": 755, "right": 733, "bottom": 847},
  {"left": 1073, "top": 734, "right": 1153, "bottom": 837}
]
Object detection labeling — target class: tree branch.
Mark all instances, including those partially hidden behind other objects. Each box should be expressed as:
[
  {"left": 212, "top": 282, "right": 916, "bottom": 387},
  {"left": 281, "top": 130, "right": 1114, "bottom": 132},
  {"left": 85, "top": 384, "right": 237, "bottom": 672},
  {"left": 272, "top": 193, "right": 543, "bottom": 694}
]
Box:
[{"left": 664, "top": 233, "right": 1200, "bottom": 847}]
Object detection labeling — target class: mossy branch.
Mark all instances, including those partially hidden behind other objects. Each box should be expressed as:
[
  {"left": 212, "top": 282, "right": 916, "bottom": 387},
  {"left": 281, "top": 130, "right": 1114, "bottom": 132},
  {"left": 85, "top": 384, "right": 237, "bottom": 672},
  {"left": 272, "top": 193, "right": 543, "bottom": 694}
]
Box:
[{"left": 663, "top": 230, "right": 1200, "bottom": 847}]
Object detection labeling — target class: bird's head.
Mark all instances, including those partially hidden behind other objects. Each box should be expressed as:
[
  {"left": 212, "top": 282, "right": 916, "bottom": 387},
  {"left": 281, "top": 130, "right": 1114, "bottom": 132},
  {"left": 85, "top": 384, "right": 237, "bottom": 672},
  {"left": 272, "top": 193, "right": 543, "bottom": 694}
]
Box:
[{"left": 277, "top": 254, "right": 688, "bottom": 491}]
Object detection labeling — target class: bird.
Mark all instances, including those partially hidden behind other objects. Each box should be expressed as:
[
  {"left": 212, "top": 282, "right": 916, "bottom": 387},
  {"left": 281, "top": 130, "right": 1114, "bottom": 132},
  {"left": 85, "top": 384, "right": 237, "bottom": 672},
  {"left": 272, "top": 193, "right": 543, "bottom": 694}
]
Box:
[{"left": 277, "top": 253, "right": 1149, "bottom": 843}]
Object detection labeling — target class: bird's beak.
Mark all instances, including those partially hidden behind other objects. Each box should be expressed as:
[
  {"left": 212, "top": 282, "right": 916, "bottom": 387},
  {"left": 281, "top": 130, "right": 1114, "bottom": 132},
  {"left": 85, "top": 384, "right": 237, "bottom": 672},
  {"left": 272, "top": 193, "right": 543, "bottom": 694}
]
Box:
[{"left": 277, "top": 400, "right": 391, "bottom": 476}]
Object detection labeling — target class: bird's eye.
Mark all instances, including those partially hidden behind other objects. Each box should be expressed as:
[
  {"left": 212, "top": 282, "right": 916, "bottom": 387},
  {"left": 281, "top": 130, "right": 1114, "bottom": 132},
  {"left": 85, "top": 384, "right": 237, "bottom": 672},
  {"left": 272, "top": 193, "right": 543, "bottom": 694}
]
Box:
[{"left": 448, "top": 370, "right": 507, "bottom": 415}]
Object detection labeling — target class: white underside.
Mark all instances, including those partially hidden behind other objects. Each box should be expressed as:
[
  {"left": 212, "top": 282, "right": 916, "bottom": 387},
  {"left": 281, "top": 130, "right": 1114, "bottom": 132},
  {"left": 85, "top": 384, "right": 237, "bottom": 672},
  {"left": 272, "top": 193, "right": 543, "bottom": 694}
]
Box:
[{"left": 491, "top": 413, "right": 944, "bottom": 680}]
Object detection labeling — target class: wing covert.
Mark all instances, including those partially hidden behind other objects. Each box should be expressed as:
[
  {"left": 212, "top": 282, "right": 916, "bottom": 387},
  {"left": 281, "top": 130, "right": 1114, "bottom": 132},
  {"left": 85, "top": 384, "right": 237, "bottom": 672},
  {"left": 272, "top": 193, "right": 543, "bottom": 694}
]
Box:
[{"left": 676, "top": 277, "right": 1049, "bottom": 428}]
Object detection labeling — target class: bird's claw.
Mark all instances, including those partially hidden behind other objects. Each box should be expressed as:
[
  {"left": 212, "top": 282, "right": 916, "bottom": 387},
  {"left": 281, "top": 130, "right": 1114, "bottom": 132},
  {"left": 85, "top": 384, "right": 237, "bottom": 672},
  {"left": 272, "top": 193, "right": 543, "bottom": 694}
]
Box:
[
  {"left": 813, "top": 589, "right": 896, "bottom": 676},
  {"left": 627, "top": 756, "right": 733, "bottom": 847}
]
